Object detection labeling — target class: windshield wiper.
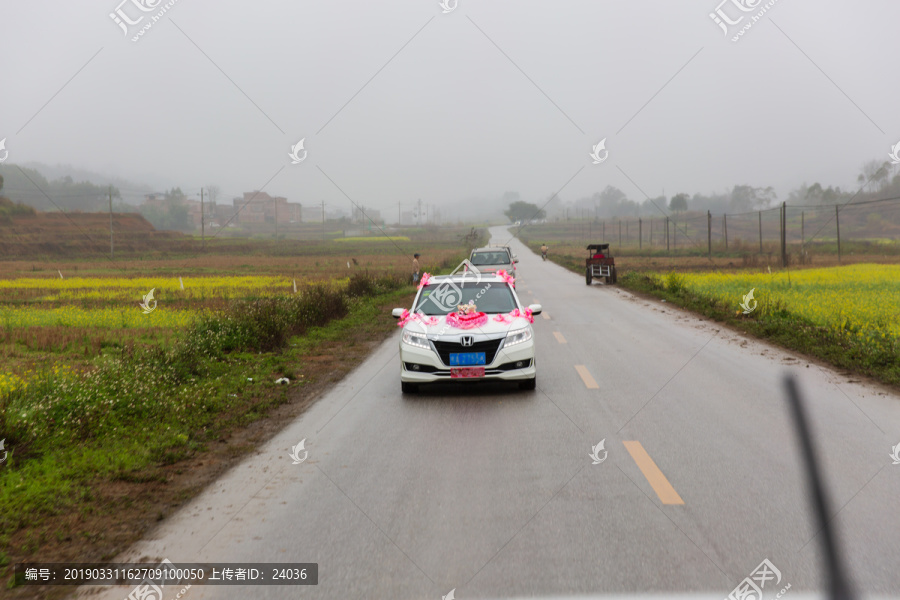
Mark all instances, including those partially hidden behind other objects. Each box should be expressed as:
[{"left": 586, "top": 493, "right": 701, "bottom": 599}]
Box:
[{"left": 784, "top": 375, "right": 855, "bottom": 600}]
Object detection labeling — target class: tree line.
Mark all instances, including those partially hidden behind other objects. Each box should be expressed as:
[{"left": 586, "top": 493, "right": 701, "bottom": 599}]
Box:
[
  {"left": 502, "top": 159, "right": 900, "bottom": 221},
  {"left": 0, "top": 165, "right": 123, "bottom": 213}
]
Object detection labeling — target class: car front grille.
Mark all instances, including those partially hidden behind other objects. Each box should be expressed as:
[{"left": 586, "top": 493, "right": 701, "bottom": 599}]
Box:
[{"left": 431, "top": 338, "right": 504, "bottom": 366}]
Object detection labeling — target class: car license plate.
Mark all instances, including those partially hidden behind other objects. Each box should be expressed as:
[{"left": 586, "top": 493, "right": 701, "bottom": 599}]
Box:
[
  {"left": 449, "top": 352, "right": 485, "bottom": 366},
  {"left": 451, "top": 367, "right": 485, "bottom": 378}
]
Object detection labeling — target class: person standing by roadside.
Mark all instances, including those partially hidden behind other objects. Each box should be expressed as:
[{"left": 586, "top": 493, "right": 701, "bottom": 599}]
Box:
[{"left": 412, "top": 253, "right": 421, "bottom": 284}]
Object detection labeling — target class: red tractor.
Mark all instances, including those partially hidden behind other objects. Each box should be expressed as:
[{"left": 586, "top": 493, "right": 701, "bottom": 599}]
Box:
[{"left": 585, "top": 243, "right": 617, "bottom": 285}]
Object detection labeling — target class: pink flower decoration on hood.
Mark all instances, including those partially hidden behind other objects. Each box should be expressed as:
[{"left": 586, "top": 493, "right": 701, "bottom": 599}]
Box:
[
  {"left": 496, "top": 269, "right": 515, "bottom": 286},
  {"left": 418, "top": 273, "right": 431, "bottom": 289},
  {"left": 446, "top": 311, "right": 488, "bottom": 329},
  {"left": 492, "top": 307, "right": 533, "bottom": 324},
  {"left": 397, "top": 309, "right": 439, "bottom": 327}
]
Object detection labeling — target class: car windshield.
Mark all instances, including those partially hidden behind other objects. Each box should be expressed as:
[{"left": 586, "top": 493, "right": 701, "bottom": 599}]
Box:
[
  {"left": 470, "top": 251, "right": 510, "bottom": 266},
  {"left": 415, "top": 281, "right": 517, "bottom": 316}
]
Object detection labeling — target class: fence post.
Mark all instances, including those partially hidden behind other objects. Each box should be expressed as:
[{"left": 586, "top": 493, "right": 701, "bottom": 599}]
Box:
[
  {"left": 723, "top": 214, "right": 728, "bottom": 250},
  {"left": 781, "top": 201, "right": 787, "bottom": 268},
  {"left": 639, "top": 218, "right": 642, "bottom": 249},
  {"left": 779, "top": 203, "right": 783, "bottom": 266},
  {"left": 666, "top": 217, "right": 670, "bottom": 253},
  {"left": 707, "top": 210, "right": 712, "bottom": 259},
  {"left": 758, "top": 211, "right": 763, "bottom": 254},
  {"left": 109, "top": 186, "right": 114, "bottom": 257},
  {"left": 835, "top": 204, "right": 841, "bottom": 262},
  {"left": 801, "top": 211, "right": 804, "bottom": 255}
]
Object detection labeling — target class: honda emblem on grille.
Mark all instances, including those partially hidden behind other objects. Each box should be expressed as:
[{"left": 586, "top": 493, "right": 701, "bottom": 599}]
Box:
[{"left": 460, "top": 335, "right": 474, "bottom": 347}]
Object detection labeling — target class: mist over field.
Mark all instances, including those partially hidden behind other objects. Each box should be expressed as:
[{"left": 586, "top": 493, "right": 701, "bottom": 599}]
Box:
[{"left": 1, "top": 0, "right": 899, "bottom": 223}]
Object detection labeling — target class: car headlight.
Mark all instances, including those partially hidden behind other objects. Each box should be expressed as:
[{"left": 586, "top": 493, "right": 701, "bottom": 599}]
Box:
[
  {"left": 503, "top": 327, "right": 533, "bottom": 348},
  {"left": 401, "top": 330, "right": 431, "bottom": 350}
]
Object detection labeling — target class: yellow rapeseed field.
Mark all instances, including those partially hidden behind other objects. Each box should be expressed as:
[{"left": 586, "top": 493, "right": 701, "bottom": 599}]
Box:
[
  {"left": 0, "top": 275, "right": 327, "bottom": 385},
  {"left": 0, "top": 306, "right": 197, "bottom": 328},
  {"left": 0, "top": 275, "right": 347, "bottom": 326},
  {"left": 0, "top": 370, "right": 26, "bottom": 396},
  {"left": 656, "top": 264, "right": 900, "bottom": 340},
  {"left": 0, "top": 275, "right": 293, "bottom": 296},
  {"left": 0, "top": 276, "right": 292, "bottom": 289}
]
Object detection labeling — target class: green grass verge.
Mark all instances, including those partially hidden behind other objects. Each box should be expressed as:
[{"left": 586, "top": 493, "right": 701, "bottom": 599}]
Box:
[
  {"left": 0, "top": 274, "right": 411, "bottom": 554},
  {"left": 616, "top": 271, "right": 900, "bottom": 388}
]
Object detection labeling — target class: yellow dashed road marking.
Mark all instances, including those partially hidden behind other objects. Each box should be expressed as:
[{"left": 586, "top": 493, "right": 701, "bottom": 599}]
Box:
[
  {"left": 574, "top": 365, "right": 599, "bottom": 389},
  {"left": 552, "top": 331, "right": 567, "bottom": 344},
  {"left": 623, "top": 441, "right": 685, "bottom": 505},
  {"left": 541, "top": 312, "right": 550, "bottom": 320}
]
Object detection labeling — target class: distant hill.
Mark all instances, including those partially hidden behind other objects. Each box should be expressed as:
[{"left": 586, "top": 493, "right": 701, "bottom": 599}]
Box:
[
  {"left": 0, "top": 211, "right": 189, "bottom": 257},
  {"left": 19, "top": 161, "right": 154, "bottom": 206},
  {"left": 0, "top": 162, "right": 154, "bottom": 212}
]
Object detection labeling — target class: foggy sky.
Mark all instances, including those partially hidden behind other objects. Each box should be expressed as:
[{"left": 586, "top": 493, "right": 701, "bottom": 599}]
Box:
[{"left": 2, "top": 0, "right": 898, "bottom": 220}]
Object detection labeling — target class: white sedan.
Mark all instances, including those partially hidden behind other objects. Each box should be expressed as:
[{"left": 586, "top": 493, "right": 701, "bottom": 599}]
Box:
[{"left": 393, "top": 273, "right": 540, "bottom": 393}]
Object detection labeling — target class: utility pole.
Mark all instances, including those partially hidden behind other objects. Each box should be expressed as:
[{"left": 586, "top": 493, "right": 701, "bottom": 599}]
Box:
[
  {"left": 201, "top": 187, "right": 205, "bottom": 250},
  {"left": 108, "top": 185, "right": 113, "bottom": 257},
  {"left": 759, "top": 211, "right": 763, "bottom": 254}
]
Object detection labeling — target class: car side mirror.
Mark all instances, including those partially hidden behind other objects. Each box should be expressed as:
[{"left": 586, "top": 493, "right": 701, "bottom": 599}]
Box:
[
  {"left": 528, "top": 303, "right": 542, "bottom": 315},
  {"left": 392, "top": 308, "right": 406, "bottom": 319},
  {"left": 514, "top": 258, "right": 519, "bottom": 263}
]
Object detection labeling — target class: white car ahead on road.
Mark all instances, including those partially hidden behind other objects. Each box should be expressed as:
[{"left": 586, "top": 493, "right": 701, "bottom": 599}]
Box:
[{"left": 393, "top": 272, "right": 540, "bottom": 393}]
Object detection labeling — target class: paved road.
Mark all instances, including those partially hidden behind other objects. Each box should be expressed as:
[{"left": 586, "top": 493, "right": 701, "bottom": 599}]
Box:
[{"left": 77, "top": 226, "right": 900, "bottom": 600}]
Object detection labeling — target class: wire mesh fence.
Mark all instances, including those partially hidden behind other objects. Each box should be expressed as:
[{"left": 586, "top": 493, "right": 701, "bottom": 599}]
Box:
[{"left": 556, "top": 196, "right": 900, "bottom": 262}]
